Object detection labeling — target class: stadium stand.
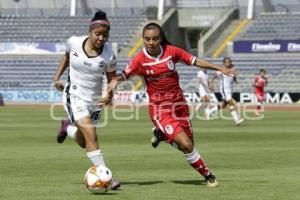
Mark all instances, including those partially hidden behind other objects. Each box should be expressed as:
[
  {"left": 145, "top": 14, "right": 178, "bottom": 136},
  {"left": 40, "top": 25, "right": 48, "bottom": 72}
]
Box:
[
  {"left": 1, "top": 55, "right": 300, "bottom": 93},
  {"left": 1, "top": 1, "right": 300, "bottom": 103},
  {"left": 0, "top": 10, "right": 147, "bottom": 48},
  {"left": 237, "top": 12, "right": 300, "bottom": 40},
  {"left": 176, "top": 0, "right": 237, "bottom": 8}
]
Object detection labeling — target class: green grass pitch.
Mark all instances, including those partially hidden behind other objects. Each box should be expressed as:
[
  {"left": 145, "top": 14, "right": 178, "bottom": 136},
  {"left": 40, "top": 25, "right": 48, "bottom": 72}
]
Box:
[{"left": 0, "top": 105, "right": 299, "bottom": 200}]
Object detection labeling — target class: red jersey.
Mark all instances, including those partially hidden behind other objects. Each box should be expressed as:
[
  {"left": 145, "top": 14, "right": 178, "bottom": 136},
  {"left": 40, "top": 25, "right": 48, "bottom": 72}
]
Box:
[
  {"left": 253, "top": 75, "right": 268, "bottom": 93},
  {"left": 122, "top": 45, "right": 196, "bottom": 107}
]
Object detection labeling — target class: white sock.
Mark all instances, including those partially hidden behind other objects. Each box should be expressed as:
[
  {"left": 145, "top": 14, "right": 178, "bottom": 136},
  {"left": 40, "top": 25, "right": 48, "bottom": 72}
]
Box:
[
  {"left": 86, "top": 149, "right": 106, "bottom": 167},
  {"left": 67, "top": 125, "right": 78, "bottom": 139},
  {"left": 184, "top": 148, "right": 201, "bottom": 164},
  {"left": 212, "top": 105, "right": 218, "bottom": 113},
  {"left": 204, "top": 107, "right": 210, "bottom": 114},
  {"left": 230, "top": 110, "right": 239, "bottom": 122}
]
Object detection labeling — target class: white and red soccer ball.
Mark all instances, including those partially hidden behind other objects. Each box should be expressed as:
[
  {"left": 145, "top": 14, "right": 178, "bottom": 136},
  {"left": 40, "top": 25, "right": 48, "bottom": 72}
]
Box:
[{"left": 84, "top": 165, "right": 113, "bottom": 194}]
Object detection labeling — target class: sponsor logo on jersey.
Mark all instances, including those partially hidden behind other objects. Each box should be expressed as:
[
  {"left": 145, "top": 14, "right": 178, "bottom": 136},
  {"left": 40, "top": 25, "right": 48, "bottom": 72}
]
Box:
[
  {"left": 73, "top": 52, "right": 78, "bottom": 57},
  {"left": 146, "top": 69, "right": 154, "bottom": 75},
  {"left": 84, "top": 61, "right": 92, "bottom": 67},
  {"left": 165, "top": 124, "right": 174, "bottom": 135}
]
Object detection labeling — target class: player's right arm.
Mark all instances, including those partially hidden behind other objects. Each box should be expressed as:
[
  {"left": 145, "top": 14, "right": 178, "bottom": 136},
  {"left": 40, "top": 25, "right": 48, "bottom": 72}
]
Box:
[
  {"left": 53, "top": 52, "right": 70, "bottom": 92},
  {"left": 98, "top": 57, "right": 140, "bottom": 106}
]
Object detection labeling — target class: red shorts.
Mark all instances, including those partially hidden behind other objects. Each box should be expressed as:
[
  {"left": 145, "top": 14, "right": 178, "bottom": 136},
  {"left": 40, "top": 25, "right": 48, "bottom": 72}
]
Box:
[
  {"left": 255, "top": 92, "right": 265, "bottom": 102},
  {"left": 149, "top": 104, "right": 193, "bottom": 143}
]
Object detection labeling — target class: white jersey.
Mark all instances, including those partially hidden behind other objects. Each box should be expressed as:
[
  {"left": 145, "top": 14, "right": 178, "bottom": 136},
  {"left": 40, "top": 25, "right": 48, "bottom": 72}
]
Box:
[
  {"left": 197, "top": 70, "right": 210, "bottom": 97},
  {"left": 216, "top": 71, "right": 235, "bottom": 101},
  {"left": 197, "top": 70, "right": 209, "bottom": 91},
  {"left": 65, "top": 36, "right": 116, "bottom": 102}
]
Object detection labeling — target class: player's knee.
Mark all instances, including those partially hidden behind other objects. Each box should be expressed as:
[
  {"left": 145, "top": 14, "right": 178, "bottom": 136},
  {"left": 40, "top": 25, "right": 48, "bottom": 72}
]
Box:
[
  {"left": 178, "top": 141, "right": 194, "bottom": 153},
  {"left": 77, "top": 140, "right": 86, "bottom": 148}
]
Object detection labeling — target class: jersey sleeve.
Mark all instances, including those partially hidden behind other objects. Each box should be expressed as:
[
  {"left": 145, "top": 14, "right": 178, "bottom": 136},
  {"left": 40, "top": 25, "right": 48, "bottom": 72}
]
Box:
[
  {"left": 106, "top": 54, "right": 117, "bottom": 73},
  {"left": 121, "top": 56, "right": 140, "bottom": 80},
  {"left": 66, "top": 36, "right": 74, "bottom": 53},
  {"left": 173, "top": 46, "right": 196, "bottom": 65}
]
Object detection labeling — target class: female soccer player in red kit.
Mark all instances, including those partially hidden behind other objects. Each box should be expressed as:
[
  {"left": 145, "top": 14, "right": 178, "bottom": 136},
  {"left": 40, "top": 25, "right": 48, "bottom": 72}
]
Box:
[
  {"left": 101, "top": 23, "right": 236, "bottom": 187},
  {"left": 253, "top": 69, "right": 268, "bottom": 116}
]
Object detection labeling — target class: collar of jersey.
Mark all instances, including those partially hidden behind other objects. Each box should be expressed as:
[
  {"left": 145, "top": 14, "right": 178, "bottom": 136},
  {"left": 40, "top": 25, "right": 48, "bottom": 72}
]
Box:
[
  {"left": 143, "top": 45, "right": 163, "bottom": 61},
  {"left": 82, "top": 37, "right": 103, "bottom": 58}
]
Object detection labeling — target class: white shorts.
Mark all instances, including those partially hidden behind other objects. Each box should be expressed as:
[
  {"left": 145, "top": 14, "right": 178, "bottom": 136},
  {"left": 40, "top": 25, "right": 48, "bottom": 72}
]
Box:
[
  {"left": 220, "top": 90, "right": 232, "bottom": 101},
  {"left": 63, "top": 93, "right": 102, "bottom": 124},
  {"left": 199, "top": 87, "right": 209, "bottom": 98}
]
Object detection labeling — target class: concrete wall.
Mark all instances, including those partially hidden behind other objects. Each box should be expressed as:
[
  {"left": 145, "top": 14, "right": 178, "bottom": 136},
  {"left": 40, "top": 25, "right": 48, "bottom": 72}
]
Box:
[
  {"left": 161, "top": 8, "right": 186, "bottom": 49},
  {"left": 198, "top": 7, "right": 239, "bottom": 57},
  {"left": 177, "top": 8, "right": 227, "bottom": 28}
]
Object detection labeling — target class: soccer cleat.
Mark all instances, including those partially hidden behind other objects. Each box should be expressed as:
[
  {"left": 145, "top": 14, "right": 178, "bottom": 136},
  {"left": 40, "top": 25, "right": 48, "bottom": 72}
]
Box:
[
  {"left": 235, "top": 118, "right": 244, "bottom": 126},
  {"left": 56, "top": 118, "right": 70, "bottom": 143},
  {"left": 151, "top": 128, "right": 164, "bottom": 148},
  {"left": 110, "top": 180, "right": 121, "bottom": 190},
  {"left": 205, "top": 173, "right": 218, "bottom": 187}
]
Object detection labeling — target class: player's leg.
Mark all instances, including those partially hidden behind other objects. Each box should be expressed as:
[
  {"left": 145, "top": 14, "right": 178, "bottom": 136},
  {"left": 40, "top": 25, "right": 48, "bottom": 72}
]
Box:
[
  {"left": 57, "top": 93, "right": 88, "bottom": 147},
  {"left": 255, "top": 93, "right": 264, "bottom": 116},
  {"left": 203, "top": 95, "right": 211, "bottom": 120},
  {"left": 75, "top": 116, "right": 120, "bottom": 190},
  {"left": 57, "top": 119, "right": 86, "bottom": 148},
  {"left": 170, "top": 105, "right": 217, "bottom": 186},
  {"left": 57, "top": 92, "right": 79, "bottom": 144},
  {"left": 196, "top": 88, "right": 205, "bottom": 111},
  {"left": 173, "top": 131, "right": 217, "bottom": 187},
  {"left": 227, "top": 98, "right": 244, "bottom": 125},
  {"left": 75, "top": 117, "right": 104, "bottom": 165}
]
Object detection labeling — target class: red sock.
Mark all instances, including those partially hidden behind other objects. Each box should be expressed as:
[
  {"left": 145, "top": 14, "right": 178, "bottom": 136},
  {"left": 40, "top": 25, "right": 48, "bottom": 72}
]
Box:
[
  {"left": 184, "top": 148, "right": 210, "bottom": 177},
  {"left": 257, "top": 105, "right": 261, "bottom": 110},
  {"left": 191, "top": 158, "right": 210, "bottom": 177}
]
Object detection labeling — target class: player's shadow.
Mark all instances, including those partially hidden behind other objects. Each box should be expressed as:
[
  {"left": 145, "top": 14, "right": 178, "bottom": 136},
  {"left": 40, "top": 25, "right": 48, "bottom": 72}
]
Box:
[
  {"left": 172, "top": 179, "right": 206, "bottom": 186},
  {"left": 91, "top": 192, "right": 118, "bottom": 196},
  {"left": 220, "top": 179, "right": 268, "bottom": 183},
  {"left": 121, "top": 180, "right": 164, "bottom": 186}
]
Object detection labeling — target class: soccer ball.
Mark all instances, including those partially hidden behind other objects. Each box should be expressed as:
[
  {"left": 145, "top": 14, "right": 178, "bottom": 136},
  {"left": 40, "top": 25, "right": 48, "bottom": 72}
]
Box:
[{"left": 84, "top": 165, "right": 113, "bottom": 194}]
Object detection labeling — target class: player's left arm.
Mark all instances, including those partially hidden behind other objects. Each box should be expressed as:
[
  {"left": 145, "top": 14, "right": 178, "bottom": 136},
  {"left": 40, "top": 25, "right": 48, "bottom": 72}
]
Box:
[
  {"left": 173, "top": 46, "right": 237, "bottom": 76},
  {"left": 194, "top": 59, "right": 237, "bottom": 76},
  {"left": 98, "top": 70, "right": 117, "bottom": 106}
]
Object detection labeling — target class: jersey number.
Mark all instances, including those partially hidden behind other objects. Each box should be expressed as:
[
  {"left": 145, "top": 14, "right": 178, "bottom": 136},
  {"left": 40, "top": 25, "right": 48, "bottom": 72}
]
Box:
[{"left": 91, "top": 109, "right": 101, "bottom": 121}]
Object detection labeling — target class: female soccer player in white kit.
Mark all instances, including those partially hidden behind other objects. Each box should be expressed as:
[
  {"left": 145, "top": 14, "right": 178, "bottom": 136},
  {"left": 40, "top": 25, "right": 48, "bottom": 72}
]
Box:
[
  {"left": 196, "top": 69, "right": 214, "bottom": 119},
  {"left": 210, "top": 57, "right": 244, "bottom": 125},
  {"left": 53, "top": 10, "right": 120, "bottom": 189}
]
